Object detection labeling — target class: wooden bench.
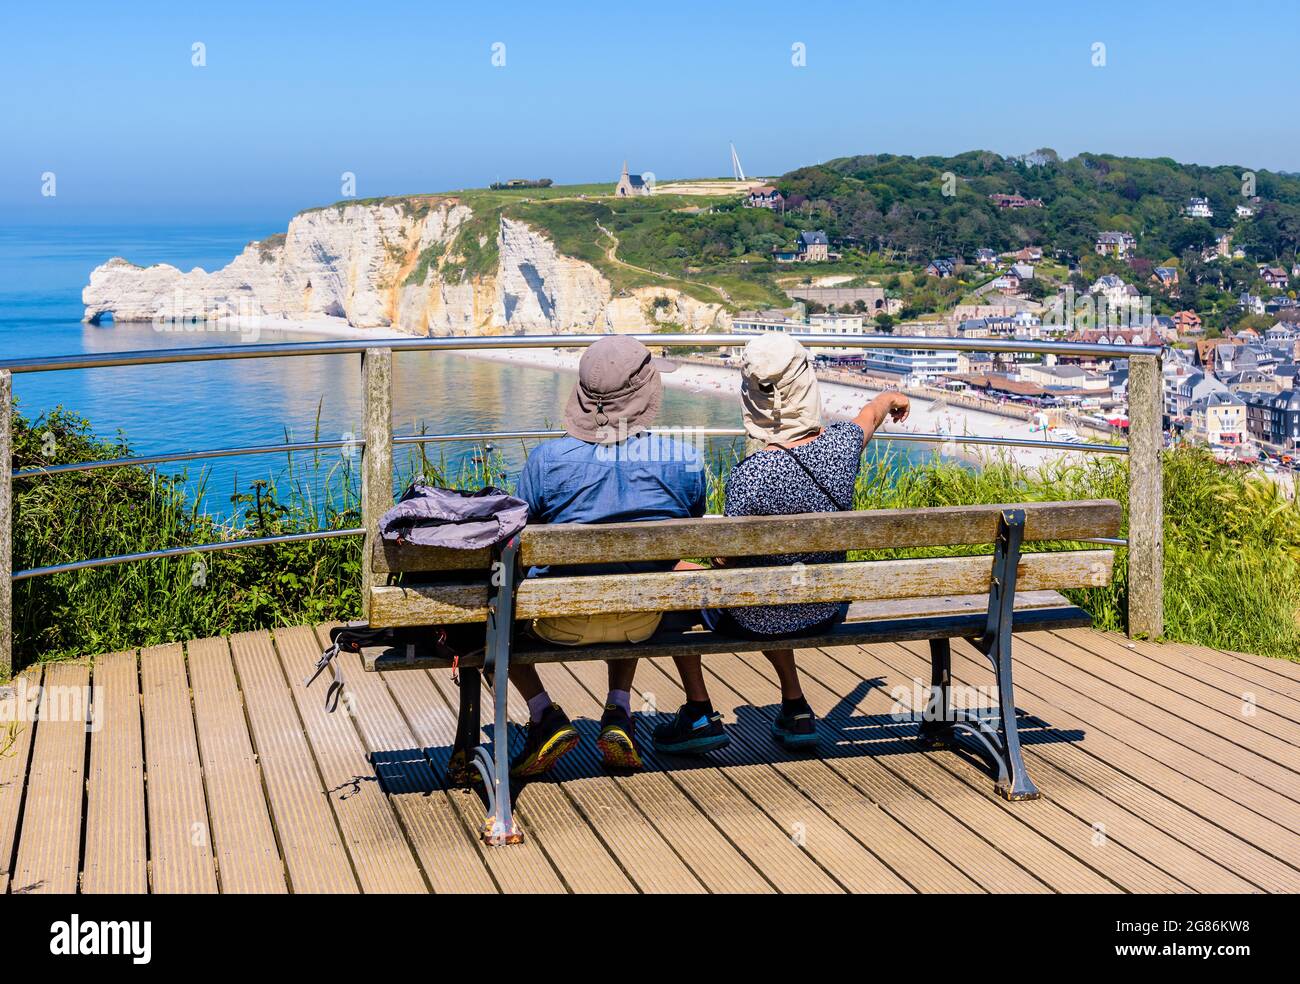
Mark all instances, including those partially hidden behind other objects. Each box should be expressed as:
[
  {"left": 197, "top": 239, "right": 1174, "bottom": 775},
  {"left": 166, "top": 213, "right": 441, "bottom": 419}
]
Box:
[{"left": 365, "top": 499, "right": 1121, "bottom": 844}]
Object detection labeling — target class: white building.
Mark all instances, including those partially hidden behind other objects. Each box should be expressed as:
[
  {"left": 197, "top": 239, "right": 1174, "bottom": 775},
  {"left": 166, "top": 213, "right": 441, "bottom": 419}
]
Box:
[
  {"left": 731, "top": 311, "right": 872, "bottom": 355},
  {"left": 863, "top": 347, "right": 960, "bottom": 381}
]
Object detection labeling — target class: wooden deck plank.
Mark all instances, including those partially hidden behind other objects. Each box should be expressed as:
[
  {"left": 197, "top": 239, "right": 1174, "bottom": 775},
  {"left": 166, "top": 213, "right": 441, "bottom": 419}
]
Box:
[
  {"left": 690, "top": 655, "right": 973, "bottom": 894},
  {"left": 1006, "top": 633, "right": 1300, "bottom": 809},
  {"left": 636, "top": 655, "right": 1037, "bottom": 893},
  {"left": 543, "top": 660, "right": 776, "bottom": 893},
  {"left": 1114, "top": 631, "right": 1300, "bottom": 685},
  {"left": 882, "top": 639, "right": 1300, "bottom": 892},
  {"left": 1053, "top": 629, "right": 1300, "bottom": 743},
  {"left": 649, "top": 655, "right": 986, "bottom": 894},
  {"left": 1013, "top": 633, "right": 1300, "bottom": 828},
  {"left": 307, "top": 628, "right": 496, "bottom": 895},
  {"left": 555, "top": 658, "right": 798, "bottom": 893},
  {"left": 769, "top": 756, "right": 984, "bottom": 893},
  {"left": 381, "top": 656, "right": 631, "bottom": 895},
  {"left": 634, "top": 655, "right": 930, "bottom": 893},
  {"left": 1212, "top": 647, "right": 1300, "bottom": 683},
  {"left": 767, "top": 646, "right": 1187, "bottom": 894},
  {"left": 416, "top": 666, "right": 589, "bottom": 893},
  {"left": 512, "top": 781, "right": 636, "bottom": 894},
  {"left": 227, "top": 631, "right": 358, "bottom": 894},
  {"left": 1080, "top": 630, "right": 1300, "bottom": 702},
  {"left": 1026, "top": 631, "right": 1300, "bottom": 775},
  {"left": 82, "top": 651, "right": 147, "bottom": 895},
  {"left": 12, "top": 663, "right": 89, "bottom": 894},
  {"left": 271, "top": 625, "right": 426, "bottom": 893},
  {"left": 139, "top": 644, "right": 218, "bottom": 894},
  {"left": 385, "top": 667, "right": 565, "bottom": 893},
  {"left": 0, "top": 666, "right": 41, "bottom": 894},
  {"left": 643, "top": 654, "right": 991, "bottom": 892},
  {"left": 559, "top": 776, "right": 707, "bottom": 893},
  {"left": 187, "top": 637, "right": 286, "bottom": 894},
  {"left": 696, "top": 652, "right": 1071, "bottom": 889},
  {"left": 979, "top": 637, "right": 1300, "bottom": 835},
  {"left": 13, "top": 623, "right": 1295, "bottom": 895},
  {"left": 850, "top": 641, "right": 1256, "bottom": 893},
  {"left": 669, "top": 765, "right": 845, "bottom": 894}
]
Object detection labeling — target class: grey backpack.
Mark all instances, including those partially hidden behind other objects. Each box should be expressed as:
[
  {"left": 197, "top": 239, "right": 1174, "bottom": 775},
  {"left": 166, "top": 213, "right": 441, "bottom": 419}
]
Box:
[
  {"left": 306, "top": 484, "right": 526, "bottom": 712},
  {"left": 379, "top": 483, "right": 528, "bottom": 550}
]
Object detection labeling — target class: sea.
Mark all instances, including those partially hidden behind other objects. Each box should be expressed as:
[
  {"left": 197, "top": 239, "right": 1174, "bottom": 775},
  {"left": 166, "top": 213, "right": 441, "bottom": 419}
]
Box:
[{"left": 0, "top": 223, "right": 756, "bottom": 519}]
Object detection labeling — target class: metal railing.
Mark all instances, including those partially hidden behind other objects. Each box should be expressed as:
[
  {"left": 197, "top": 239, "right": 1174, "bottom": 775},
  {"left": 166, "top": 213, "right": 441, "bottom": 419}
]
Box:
[{"left": 0, "top": 332, "right": 1165, "bottom": 672}]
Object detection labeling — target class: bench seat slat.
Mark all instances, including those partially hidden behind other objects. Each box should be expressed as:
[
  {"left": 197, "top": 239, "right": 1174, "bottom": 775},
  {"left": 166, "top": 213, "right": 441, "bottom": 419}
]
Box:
[
  {"left": 517, "top": 499, "right": 1121, "bottom": 568},
  {"left": 370, "top": 499, "right": 1123, "bottom": 574},
  {"left": 372, "top": 541, "right": 490, "bottom": 574},
  {"left": 361, "top": 592, "right": 1091, "bottom": 671},
  {"left": 367, "top": 550, "right": 1113, "bottom": 628}
]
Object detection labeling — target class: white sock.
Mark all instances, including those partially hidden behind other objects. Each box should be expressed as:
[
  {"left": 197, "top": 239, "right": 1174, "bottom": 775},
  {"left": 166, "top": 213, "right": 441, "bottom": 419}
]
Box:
[
  {"left": 526, "top": 691, "right": 552, "bottom": 723},
  {"left": 607, "top": 689, "right": 632, "bottom": 715}
]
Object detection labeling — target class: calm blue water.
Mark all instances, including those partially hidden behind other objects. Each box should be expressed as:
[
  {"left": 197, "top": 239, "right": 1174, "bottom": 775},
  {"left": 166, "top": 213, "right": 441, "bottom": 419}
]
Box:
[{"left": 0, "top": 224, "right": 754, "bottom": 518}]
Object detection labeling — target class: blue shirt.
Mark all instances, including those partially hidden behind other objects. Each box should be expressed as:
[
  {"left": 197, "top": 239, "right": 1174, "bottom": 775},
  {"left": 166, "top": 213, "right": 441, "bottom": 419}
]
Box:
[{"left": 518, "top": 434, "right": 707, "bottom": 575}]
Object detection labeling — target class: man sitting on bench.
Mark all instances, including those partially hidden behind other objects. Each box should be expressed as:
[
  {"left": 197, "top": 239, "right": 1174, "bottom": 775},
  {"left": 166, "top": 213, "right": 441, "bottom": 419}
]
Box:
[
  {"left": 508, "top": 336, "right": 706, "bottom": 779},
  {"left": 655, "top": 334, "right": 909, "bottom": 755}
]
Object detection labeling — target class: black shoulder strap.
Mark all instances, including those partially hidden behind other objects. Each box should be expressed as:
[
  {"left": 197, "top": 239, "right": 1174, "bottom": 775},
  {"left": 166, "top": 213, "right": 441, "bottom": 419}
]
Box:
[{"left": 778, "top": 445, "right": 851, "bottom": 512}]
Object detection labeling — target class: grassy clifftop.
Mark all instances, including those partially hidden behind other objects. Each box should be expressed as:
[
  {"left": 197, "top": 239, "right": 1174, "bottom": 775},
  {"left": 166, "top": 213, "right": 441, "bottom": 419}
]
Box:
[{"left": 287, "top": 148, "right": 1300, "bottom": 320}]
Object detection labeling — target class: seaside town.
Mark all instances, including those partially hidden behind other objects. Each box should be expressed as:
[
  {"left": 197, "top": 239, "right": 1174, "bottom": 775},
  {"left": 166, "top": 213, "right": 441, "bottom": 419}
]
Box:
[{"left": 721, "top": 178, "right": 1300, "bottom": 472}]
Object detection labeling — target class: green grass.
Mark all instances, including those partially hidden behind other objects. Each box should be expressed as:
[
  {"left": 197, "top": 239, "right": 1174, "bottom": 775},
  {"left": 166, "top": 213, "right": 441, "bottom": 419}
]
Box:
[{"left": 12, "top": 405, "right": 1300, "bottom": 670}]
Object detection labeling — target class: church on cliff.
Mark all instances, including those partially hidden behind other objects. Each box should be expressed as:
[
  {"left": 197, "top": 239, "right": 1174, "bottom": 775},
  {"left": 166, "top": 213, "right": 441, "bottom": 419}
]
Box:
[{"left": 615, "top": 162, "right": 651, "bottom": 197}]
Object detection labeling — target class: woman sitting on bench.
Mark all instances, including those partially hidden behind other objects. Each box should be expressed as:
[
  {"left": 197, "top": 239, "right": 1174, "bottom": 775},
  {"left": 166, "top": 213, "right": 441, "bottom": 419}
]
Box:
[{"left": 653, "top": 334, "right": 909, "bottom": 755}]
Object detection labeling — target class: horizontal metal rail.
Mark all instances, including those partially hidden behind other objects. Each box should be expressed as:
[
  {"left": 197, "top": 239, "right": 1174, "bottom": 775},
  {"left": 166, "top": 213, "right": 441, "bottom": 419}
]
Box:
[
  {"left": 12, "top": 527, "right": 365, "bottom": 581},
  {"left": 0, "top": 332, "right": 1163, "bottom": 375},
  {"left": 13, "top": 427, "right": 1128, "bottom": 479},
  {"left": 13, "top": 525, "right": 1125, "bottom": 581},
  {"left": 13, "top": 437, "right": 359, "bottom": 478}
]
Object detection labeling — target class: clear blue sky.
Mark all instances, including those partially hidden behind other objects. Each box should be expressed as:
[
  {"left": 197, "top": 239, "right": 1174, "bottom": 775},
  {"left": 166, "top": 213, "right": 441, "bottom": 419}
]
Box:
[{"left": 3, "top": 0, "right": 1296, "bottom": 225}]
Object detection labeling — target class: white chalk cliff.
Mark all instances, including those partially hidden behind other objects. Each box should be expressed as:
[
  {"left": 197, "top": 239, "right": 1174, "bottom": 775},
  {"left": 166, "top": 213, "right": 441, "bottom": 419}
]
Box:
[{"left": 82, "top": 198, "right": 729, "bottom": 335}]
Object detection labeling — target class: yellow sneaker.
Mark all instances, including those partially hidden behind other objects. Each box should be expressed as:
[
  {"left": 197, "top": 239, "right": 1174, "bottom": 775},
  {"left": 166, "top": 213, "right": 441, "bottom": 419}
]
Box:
[
  {"left": 596, "top": 704, "right": 643, "bottom": 771},
  {"left": 509, "top": 704, "right": 580, "bottom": 779}
]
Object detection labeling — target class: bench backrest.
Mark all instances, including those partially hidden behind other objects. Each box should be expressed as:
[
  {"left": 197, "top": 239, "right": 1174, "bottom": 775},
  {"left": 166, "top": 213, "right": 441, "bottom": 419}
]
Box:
[{"left": 368, "top": 499, "right": 1121, "bottom": 628}]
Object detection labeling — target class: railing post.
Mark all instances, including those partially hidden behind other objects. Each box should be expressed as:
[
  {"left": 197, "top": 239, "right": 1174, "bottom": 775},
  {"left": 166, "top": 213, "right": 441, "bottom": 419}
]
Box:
[
  {"left": 1127, "top": 352, "right": 1164, "bottom": 639},
  {"left": 360, "top": 348, "right": 393, "bottom": 621},
  {"left": 1, "top": 369, "right": 12, "bottom": 676}
]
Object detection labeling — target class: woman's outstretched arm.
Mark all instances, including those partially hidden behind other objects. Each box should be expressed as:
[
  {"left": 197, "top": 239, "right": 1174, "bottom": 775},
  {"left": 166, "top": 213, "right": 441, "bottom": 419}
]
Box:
[{"left": 853, "top": 391, "right": 911, "bottom": 445}]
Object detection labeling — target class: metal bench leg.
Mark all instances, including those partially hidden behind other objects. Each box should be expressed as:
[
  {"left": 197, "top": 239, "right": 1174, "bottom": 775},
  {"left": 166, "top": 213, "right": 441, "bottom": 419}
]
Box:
[
  {"left": 917, "top": 639, "right": 954, "bottom": 747},
  {"left": 474, "top": 537, "right": 524, "bottom": 845},
  {"left": 940, "top": 510, "right": 1041, "bottom": 801},
  {"left": 448, "top": 667, "right": 481, "bottom": 788},
  {"left": 983, "top": 510, "right": 1039, "bottom": 801},
  {"left": 990, "top": 616, "right": 1039, "bottom": 801}
]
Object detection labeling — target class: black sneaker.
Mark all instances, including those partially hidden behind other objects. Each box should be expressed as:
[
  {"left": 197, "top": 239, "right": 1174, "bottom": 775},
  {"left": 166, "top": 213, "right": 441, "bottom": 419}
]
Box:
[
  {"left": 652, "top": 704, "right": 730, "bottom": 755},
  {"left": 596, "top": 704, "right": 643, "bottom": 771},
  {"left": 509, "top": 703, "right": 579, "bottom": 779},
  {"left": 771, "top": 704, "right": 820, "bottom": 750}
]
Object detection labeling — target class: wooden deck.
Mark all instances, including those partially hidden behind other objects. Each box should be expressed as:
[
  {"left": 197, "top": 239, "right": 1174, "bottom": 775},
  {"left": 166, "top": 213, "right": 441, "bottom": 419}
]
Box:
[{"left": 3, "top": 625, "right": 1299, "bottom": 894}]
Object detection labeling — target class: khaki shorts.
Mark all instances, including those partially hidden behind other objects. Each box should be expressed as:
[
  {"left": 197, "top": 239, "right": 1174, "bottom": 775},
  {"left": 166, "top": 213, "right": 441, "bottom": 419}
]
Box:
[{"left": 531, "top": 611, "right": 663, "bottom": 646}]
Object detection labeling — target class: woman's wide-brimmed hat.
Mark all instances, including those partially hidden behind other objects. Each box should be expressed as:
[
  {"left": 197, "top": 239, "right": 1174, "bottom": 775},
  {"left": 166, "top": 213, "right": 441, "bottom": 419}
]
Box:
[
  {"left": 739, "top": 332, "right": 823, "bottom": 449},
  {"left": 563, "top": 335, "right": 676, "bottom": 445}
]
